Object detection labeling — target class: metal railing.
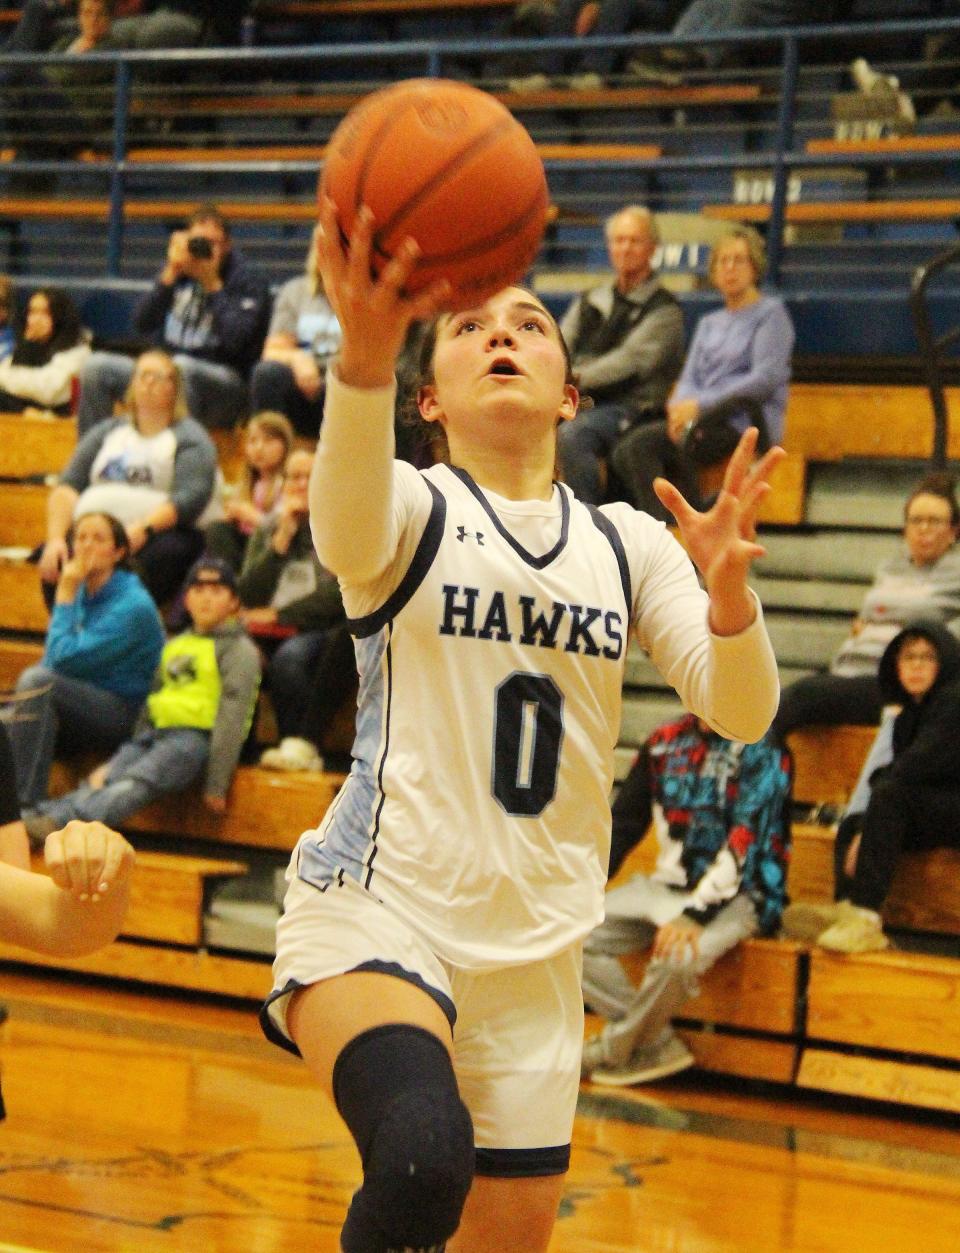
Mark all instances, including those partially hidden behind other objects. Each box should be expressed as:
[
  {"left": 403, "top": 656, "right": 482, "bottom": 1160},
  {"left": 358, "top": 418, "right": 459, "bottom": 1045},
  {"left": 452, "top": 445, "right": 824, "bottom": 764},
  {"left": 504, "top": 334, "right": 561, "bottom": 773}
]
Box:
[
  {"left": 0, "top": 14, "right": 957, "bottom": 281},
  {"left": 911, "top": 242, "right": 960, "bottom": 469}
]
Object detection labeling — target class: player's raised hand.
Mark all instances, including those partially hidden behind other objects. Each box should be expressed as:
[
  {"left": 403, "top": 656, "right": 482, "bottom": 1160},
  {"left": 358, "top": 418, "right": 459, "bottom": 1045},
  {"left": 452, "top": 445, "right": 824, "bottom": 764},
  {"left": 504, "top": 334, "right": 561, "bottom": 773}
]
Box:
[
  {"left": 44, "top": 820, "right": 135, "bottom": 903},
  {"left": 317, "top": 196, "right": 450, "bottom": 389},
  {"left": 654, "top": 427, "right": 786, "bottom": 634}
]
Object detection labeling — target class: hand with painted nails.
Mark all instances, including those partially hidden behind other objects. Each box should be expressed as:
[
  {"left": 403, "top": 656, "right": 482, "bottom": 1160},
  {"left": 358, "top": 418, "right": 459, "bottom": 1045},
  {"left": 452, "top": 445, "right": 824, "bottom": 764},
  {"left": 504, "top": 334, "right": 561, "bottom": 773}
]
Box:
[
  {"left": 1, "top": 820, "right": 136, "bottom": 957},
  {"left": 44, "top": 820, "right": 135, "bottom": 903}
]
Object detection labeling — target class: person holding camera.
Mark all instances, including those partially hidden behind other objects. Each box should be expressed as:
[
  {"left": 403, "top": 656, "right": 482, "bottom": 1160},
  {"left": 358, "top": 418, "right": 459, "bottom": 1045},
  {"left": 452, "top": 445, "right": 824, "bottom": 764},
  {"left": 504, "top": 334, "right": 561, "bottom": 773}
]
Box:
[{"left": 75, "top": 203, "right": 271, "bottom": 434}]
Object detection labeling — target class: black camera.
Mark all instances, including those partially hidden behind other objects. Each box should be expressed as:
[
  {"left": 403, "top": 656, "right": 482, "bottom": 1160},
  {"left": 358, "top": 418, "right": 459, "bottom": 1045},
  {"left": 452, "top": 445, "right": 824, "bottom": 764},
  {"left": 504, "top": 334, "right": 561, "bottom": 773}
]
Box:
[{"left": 187, "top": 235, "right": 214, "bottom": 261}]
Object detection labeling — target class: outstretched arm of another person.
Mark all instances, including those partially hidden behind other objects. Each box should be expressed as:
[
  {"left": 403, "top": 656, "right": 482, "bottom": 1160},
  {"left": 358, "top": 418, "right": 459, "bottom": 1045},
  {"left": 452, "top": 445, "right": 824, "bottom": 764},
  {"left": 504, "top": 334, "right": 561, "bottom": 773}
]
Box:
[{"left": 0, "top": 822, "right": 135, "bottom": 957}]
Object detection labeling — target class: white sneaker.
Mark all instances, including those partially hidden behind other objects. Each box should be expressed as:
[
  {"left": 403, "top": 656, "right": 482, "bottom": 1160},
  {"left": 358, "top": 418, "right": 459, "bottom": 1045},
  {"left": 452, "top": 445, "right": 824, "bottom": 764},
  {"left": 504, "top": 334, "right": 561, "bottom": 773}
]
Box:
[
  {"left": 818, "top": 907, "right": 889, "bottom": 954},
  {"left": 589, "top": 1033, "right": 695, "bottom": 1087},
  {"left": 259, "top": 737, "right": 325, "bottom": 773},
  {"left": 568, "top": 72, "right": 604, "bottom": 92},
  {"left": 850, "top": 56, "right": 899, "bottom": 95},
  {"left": 507, "top": 72, "right": 551, "bottom": 93}
]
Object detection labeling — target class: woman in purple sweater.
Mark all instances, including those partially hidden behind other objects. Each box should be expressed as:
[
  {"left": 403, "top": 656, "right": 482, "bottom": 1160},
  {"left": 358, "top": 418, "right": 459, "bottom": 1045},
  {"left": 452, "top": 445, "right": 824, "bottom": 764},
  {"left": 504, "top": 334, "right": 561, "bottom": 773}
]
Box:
[{"left": 610, "top": 225, "right": 794, "bottom": 522}]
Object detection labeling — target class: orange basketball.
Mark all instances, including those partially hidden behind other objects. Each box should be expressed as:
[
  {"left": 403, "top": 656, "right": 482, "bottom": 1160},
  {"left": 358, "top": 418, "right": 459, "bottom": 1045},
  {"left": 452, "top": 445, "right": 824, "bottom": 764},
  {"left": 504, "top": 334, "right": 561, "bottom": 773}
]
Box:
[{"left": 320, "top": 78, "right": 549, "bottom": 311}]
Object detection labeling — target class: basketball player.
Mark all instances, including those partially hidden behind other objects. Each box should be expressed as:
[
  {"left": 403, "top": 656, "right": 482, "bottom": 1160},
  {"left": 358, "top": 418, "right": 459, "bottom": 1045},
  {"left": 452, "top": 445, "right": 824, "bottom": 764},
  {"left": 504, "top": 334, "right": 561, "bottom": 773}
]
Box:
[{"left": 260, "top": 200, "right": 784, "bottom": 1253}]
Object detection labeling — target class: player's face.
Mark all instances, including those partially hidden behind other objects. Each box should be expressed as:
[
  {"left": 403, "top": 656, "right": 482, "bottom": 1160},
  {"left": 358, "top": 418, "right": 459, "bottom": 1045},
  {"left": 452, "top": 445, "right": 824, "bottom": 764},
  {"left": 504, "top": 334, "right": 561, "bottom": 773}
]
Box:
[{"left": 420, "top": 288, "right": 578, "bottom": 443}]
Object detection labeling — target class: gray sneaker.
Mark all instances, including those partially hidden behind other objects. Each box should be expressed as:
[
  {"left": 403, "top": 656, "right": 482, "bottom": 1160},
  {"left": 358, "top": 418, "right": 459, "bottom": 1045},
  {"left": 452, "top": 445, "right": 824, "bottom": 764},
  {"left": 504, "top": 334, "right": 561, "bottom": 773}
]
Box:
[
  {"left": 590, "top": 1033, "right": 695, "bottom": 1087},
  {"left": 580, "top": 1033, "right": 612, "bottom": 1079}
]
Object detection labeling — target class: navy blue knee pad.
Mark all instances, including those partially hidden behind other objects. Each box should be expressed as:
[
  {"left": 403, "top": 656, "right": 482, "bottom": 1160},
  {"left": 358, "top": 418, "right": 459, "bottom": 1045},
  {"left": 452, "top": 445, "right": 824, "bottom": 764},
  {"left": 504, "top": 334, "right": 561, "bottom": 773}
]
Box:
[{"left": 333, "top": 1023, "right": 475, "bottom": 1253}]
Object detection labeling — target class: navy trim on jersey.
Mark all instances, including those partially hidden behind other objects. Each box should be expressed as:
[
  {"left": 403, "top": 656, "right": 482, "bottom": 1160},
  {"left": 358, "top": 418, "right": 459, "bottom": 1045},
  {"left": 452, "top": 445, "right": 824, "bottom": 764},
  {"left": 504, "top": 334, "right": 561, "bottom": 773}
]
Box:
[
  {"left": 259, "top": 961, "right": 456, "bottom": 1059},
  {"left": 448, "top": 465, "right": 570, "bottom": 569},
  {"left": 259, "top": 978, "right": 306, "bottom": 1057},
  {"left": 585, "top": 504, "right": 632, "bottom": 615},
  {"left": 347, "top": 479, "right": 447, "bottom": 639},
  {"left": 474, "top": 1144, "right": 571, "bottom": 1178},
  {"left": 363, "top": 627, "right": 393, "bottom": 890},
  {"left": 351, "top": 960, "right": 457, "bottom": 1027}
]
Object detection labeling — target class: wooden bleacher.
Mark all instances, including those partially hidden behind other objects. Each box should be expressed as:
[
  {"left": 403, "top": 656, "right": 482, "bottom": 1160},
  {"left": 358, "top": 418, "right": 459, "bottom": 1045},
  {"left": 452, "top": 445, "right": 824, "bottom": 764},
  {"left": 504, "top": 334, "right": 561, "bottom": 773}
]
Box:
[
  {"left": 805, "top": 133, "right": 960, "bottom": 157},
  {"left": 92, "top": 142, "right": 664, "bottom": 165},
  {"left": 132, "top": 81, "right": 762, "bottom": 121},
  {"left": 704, "top": 198, "right": 960, "bottom": 225}
]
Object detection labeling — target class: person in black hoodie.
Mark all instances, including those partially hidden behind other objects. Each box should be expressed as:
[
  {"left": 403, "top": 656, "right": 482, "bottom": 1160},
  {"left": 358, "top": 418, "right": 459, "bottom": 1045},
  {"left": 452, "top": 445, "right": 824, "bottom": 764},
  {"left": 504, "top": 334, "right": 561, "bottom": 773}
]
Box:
[
  {"left": 75, "top": 204, "right": 270, "bottom": 434},
  {"left": 788, "top": 620, "right": 960, "bottom": 953}
]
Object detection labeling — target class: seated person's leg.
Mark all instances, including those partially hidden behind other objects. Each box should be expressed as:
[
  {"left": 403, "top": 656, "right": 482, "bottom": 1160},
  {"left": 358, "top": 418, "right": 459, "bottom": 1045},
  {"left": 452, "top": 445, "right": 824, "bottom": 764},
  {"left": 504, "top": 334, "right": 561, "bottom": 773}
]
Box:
[
  {"left": 557, "top": 402, "right": 633, "bottom": 504},
  {"left": 136, "top": 526, "right": 205, "bottom": 606},
  {"left": 250, "top": 359, "right": 322, "bottom": 438},
  {"left": 76, "top": 351, "right": 135, "bottom": 436},
  {"left": 174, "top": 355, "right": 249, "bottom": 430},
  {"left": 772, "top": 672, "right": 882, "bottom": 743},
  {"left": 609, "top": 418, "right": 697, "bottom": 521},
  {"left": 586, "top": 891, "right": 756, "bottom": 1081}
]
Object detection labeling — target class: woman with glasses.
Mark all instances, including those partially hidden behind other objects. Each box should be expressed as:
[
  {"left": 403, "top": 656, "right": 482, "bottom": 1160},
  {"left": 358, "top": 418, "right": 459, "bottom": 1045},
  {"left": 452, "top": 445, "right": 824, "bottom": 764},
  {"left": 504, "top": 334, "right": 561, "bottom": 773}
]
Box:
[
  {"left": 38, "top": 348, "right": 216, "bottom": 605},
  {"left": 773, "top": 472, "right": 960, "bottom": 740}
]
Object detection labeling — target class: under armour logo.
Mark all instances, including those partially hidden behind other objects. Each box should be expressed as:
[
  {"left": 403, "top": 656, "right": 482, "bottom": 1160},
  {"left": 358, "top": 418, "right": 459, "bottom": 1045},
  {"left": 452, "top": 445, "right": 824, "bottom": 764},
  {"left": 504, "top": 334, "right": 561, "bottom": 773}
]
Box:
[{"left": 456, "top": 526, "right": 484, "bottom": 545}]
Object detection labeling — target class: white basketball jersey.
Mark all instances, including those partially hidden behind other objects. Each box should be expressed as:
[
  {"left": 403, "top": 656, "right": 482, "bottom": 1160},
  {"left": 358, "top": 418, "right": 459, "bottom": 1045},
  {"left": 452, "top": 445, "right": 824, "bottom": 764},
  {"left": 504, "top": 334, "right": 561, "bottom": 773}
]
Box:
[{"left": 297, "top": 464, "right": 634, "bottom": 969}]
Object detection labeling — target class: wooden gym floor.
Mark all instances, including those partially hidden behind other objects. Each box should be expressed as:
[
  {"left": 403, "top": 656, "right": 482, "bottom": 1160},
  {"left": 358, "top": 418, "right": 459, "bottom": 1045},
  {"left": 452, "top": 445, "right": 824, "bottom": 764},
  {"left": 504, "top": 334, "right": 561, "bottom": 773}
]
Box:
[{"left": 1, "top": 969, "right": 958, "bottom": 1253}]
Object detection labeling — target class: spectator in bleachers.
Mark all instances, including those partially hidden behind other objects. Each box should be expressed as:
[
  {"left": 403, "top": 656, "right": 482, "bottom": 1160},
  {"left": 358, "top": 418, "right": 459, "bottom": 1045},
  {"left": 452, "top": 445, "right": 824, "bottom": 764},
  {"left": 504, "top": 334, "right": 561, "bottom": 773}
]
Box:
[
  {"left": 4, "top": 510, "right": 164, "bottom": 814},
  {"left": 773, "top": 473, "right": 960, "bottom": 741},
  {"left": 784, "top": 620, "right": 960, "bottom": 955},
  {"left": 108, "top": 2, "right": 250, "bottom": 51},
  {"left": 508, "top": 0, "right": 682, "bottom": 91},
  {"left": 21, "top": 555, "right": 260, "bottom": 838},
  {"left": 0, "top": 276, "right": 14, "bottom": 360},
  {"left": 236, "top": 448, "right": 348, "bottom": 774},
  {"left": 76, "top": 205, "right": 271, "bottom": 434},
  {"left": 203, "top": 410, "right": 295, "bottom": 573},
  {"left": 557, "top": 204, "right": 684, "bottom": 504},
  {"left": 40, "top": 348, "right": 217, "bottom": 605},
  {"left": 0, "top": 0, "right": 119, "bottom": 160},
  {"left": 1, "top": 1, "right": 77, "bottom": 56},
  {"left": 580, "top": 713, "right": 790, "bottom": 1085},
  {"left": 610, "top": 224, "right": 792, "bottom": 521},
  {"left": 629, "top": 0, "right": 821, "bottom": 80},
  {"left": 0, "top": 287, "right": 89, "bottom": 415},
  {"left": 250, "top": 227, "right": 341, "bottom": 437}
]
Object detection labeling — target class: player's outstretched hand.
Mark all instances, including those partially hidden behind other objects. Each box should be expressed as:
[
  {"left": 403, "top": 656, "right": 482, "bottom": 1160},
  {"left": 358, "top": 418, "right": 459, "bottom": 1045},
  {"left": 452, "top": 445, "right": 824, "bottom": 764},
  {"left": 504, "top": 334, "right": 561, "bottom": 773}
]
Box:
[
  {"left": 44, "top": 820, "right": 135, "bottom": 903},
  {"left": 317, "top": 196, "right": 451, "bottom": 390},
  {"left": 654, "top": 428, "right": 786, "bottom": 634}
]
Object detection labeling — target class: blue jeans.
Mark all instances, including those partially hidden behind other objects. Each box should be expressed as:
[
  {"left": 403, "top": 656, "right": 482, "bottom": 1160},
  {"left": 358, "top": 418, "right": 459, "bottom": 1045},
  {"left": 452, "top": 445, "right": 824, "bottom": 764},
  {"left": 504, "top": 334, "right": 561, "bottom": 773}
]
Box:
[
  {"left": 77, "top": 350, "right": 249, "bottom": 435},
  {"left": 4, "top": 665, "right": 141, "bottom": 809},
  {"left": 672, "top": 0, "right": 813, "bottom": 67},
  {"left": 266, "top": 628, "right": 354, "bottom": 742},
  {"left": 557, "top": 402, "right": 636, "bottom": 504},
  {"left": 34, "top": 726, "right": 209, "bottom": 828}
]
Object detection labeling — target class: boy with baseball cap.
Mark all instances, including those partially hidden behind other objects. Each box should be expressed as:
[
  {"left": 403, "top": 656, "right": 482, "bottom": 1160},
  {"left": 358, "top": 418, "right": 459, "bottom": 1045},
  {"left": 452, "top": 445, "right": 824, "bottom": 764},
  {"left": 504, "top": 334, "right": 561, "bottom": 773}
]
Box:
[{"left": 23, "top": 557, "right": 261, "bottom": 838}]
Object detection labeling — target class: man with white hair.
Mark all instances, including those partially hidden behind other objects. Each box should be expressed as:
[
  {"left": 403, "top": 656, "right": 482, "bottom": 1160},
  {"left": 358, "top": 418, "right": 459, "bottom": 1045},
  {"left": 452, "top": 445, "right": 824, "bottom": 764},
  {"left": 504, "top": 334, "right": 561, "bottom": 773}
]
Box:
[{"left": 558, "top": 204, "right": 685, "bottom": 504}]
